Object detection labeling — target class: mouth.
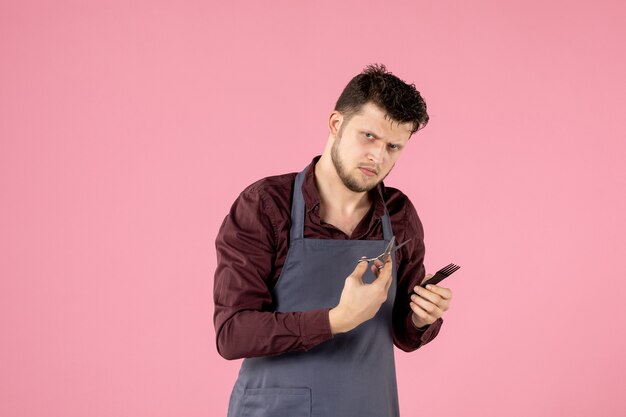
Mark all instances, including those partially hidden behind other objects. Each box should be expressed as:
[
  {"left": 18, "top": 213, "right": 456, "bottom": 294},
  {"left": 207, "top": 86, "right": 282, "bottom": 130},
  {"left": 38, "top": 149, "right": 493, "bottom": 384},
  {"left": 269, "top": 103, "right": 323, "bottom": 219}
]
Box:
[{"left": 359, "top": 167, "right": 378, "bottom": 177}]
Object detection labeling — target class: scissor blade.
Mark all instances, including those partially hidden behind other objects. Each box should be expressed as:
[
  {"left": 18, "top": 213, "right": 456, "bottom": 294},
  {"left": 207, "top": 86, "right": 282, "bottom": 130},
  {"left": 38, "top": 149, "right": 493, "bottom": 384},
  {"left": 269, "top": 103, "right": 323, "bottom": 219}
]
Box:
[
  {"left": 379, "top": 238, "right": 412, "bottom": 265},
  {"left": 391, "top": 238, "right": 411, "bottom": 253},
  {"left": 380, "top": 236, "right": 396, "bottom": 263}
]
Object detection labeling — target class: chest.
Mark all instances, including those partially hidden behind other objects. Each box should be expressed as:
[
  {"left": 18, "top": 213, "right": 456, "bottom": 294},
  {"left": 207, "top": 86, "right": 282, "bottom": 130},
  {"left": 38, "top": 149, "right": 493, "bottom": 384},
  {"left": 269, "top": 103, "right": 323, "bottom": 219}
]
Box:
[{"left": 319, "top": 207, "right": 371, "bottom": 238}]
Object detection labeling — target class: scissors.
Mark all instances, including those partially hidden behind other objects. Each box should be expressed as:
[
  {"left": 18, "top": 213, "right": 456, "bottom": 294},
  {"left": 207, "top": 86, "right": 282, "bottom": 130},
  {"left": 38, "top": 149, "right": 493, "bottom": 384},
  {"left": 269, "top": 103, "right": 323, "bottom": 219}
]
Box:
[{"left": 358, "top": 236, "right": 411, "bottom": 269}]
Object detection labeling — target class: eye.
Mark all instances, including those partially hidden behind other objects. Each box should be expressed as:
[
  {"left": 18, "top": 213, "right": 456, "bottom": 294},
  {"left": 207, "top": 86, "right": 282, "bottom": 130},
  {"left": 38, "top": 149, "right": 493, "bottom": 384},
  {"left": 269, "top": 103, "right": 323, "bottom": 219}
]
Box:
[
  {"left": 388, "top": 143, "right": 401, "bottom": 151},
  {"left": 365, "top": 133, "right": 375, "bottom": 140}
]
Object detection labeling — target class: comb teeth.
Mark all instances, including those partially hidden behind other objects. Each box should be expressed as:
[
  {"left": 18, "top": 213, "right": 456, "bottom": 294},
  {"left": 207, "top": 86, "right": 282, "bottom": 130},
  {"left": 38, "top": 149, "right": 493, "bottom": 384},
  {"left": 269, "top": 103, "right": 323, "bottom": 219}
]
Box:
[
  {"left": 420, "top": 263, "right": 461, "bottom": 288},
  {"left": 439, "top": 263, "right": 460, "bottom": 276}
]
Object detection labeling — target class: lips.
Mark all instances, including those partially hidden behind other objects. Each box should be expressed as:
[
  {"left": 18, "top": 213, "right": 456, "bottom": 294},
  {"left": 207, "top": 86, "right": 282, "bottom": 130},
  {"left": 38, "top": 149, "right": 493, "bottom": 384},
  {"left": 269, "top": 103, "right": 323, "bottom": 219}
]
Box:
[{"left": 359, "top": 167, "right": 378, "bottom": 177}]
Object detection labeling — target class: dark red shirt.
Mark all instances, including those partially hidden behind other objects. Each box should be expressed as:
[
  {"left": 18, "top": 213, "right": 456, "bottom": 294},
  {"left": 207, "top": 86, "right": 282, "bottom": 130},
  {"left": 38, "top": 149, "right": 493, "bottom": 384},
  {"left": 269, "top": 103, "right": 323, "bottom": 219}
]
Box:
[{"left": 214, "top": 156, "right": 442, "bottom": 359}]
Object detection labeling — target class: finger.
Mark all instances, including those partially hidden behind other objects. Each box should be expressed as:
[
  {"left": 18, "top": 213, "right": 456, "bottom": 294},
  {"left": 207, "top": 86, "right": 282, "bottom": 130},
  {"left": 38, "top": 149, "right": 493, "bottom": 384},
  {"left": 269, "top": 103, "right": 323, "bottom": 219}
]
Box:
[
  {"left": 376, "top": 255, "right": 392, "bottom": 270},
  {"left": 376, "top": 257, "right": 393, "bottom": 291},
  {"left": 383, "top": 258, "right": 393, "bottom": 291},
  {"left": 412, "top": 285, "right": 442, "bottom": 306},
  {"left": 371, "top": 263, "right": 380, "bottom": 278},
  {"left": 350, "top": 257, "right": 369, "bottom": 283},
  {"left": 423, "top": 284, "right": 453, "bottom": 301},
  {"left": 413, "top": 289, "right": 450, "bottom": 312},
  {"left": 410, "top": 294, "right": 442, "bottom": 317},
  {"left": 409, "top": 302, "right": 436, "bottom": 325},
  {"left": 371, "top": 259, "right": 383, "bottom": 278}
]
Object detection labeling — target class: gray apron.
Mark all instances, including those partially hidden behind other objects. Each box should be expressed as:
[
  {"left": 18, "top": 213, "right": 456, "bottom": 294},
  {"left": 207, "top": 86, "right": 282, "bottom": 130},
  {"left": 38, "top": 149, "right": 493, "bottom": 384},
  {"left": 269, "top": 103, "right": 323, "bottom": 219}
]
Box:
[{"left": 227, "top": 167, "right": 399, "bottom": 417}]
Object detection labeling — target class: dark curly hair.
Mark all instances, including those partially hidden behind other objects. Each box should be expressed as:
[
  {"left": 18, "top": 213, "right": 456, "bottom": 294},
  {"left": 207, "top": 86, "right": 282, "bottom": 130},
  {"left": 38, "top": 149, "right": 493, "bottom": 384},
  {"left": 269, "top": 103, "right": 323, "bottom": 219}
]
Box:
[{"left": 334, "top": 63, "right": 429, "bottom": 135}]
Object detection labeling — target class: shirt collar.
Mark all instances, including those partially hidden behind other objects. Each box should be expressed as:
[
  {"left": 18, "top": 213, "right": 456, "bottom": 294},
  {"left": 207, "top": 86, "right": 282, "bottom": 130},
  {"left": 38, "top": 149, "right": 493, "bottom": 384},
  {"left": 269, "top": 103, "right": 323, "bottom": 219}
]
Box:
[{"left": 301, "top": 155, "right": 387, "bottom": 221}]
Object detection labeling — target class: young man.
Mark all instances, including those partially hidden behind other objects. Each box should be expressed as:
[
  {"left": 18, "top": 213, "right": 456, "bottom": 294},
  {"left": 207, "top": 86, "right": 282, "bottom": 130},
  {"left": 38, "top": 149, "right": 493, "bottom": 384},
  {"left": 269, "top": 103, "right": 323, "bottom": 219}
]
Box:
[{"left": 214, "top": 64, "right": 453, "bottom": 417}]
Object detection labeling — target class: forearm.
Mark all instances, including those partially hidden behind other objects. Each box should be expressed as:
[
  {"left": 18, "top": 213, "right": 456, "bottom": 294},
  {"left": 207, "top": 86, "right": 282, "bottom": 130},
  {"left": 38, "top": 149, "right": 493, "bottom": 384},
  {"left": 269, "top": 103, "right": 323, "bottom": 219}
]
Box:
[
  {"left": 393, "top": 263, "right": 443, "bottom": 350},
  {"left": 215, "top": 307, "right": 332, "bottom": 360},
  {"left": 392, "top": 267, "right": 445, "bottom": 351}
]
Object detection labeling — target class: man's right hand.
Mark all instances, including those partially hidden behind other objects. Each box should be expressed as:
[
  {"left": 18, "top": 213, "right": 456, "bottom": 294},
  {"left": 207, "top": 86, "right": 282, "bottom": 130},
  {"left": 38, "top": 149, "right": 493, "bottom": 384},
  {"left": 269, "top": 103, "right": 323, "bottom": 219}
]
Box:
[{"left": 328, "top": 256, "right": 393, "bottom": 334}]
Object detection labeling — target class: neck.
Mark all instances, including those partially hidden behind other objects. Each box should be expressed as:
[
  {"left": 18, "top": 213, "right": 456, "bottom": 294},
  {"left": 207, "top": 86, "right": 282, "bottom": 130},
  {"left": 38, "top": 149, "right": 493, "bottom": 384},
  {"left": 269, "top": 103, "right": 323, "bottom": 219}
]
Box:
[{"left": 315, "top": 152, "right": 371, "bottom": 218}]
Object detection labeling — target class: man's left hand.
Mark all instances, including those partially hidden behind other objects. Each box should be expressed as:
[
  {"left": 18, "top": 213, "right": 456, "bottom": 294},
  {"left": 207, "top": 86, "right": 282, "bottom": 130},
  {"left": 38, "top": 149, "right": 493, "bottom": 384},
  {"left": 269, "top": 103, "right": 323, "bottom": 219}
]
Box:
[{"left": 410, "top": 274, "right": 453, "bottom": 328}]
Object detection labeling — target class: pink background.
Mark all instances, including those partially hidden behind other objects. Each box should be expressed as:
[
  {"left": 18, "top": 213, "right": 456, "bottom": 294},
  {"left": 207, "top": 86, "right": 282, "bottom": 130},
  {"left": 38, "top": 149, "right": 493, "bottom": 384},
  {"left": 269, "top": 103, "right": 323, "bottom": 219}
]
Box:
[{"left": 2, "top": 1, "right": 625, "bottom": 416}]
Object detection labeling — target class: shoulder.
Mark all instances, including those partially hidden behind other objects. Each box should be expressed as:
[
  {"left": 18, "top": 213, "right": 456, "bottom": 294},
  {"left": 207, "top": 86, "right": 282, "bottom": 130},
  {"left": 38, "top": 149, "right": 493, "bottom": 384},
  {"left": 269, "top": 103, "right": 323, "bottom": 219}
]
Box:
[
  {"left": 237, "top": 172, "right": 296, "bottom": 212},
  {"left": 242, "top": 172, "right": 297, "bottom": 195},
  {"left": 229, "top": 171, "right": 297, "bottom": 230},
  {"left": 218, "top": 171, "right": 297, "bottom": 250}
]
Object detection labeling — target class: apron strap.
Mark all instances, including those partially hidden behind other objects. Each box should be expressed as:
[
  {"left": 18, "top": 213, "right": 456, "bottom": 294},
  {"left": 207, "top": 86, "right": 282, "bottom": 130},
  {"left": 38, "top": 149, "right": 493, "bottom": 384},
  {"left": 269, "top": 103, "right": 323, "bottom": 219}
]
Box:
[
  {"left": 289, "top": 169, "right": 307, "bottom": 241},
  {"left": 289, "top": 166, "right": 394, "bottom": 242},
  {"left": 381, "top": 209, "right": 393, "bottom": 241}
]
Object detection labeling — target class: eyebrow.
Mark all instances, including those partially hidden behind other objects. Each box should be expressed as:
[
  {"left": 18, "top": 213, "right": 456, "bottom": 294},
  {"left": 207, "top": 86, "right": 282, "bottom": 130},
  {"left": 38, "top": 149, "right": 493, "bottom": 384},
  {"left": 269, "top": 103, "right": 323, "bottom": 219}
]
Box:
[{"left": 364, "top": 129, "right": 403, "bottom": 148}]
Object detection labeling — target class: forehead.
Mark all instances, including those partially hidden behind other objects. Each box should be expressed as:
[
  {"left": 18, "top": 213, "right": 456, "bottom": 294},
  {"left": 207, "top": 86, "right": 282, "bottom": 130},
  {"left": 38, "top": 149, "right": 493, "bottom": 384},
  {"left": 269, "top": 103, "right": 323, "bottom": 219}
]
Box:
[{"left": 348, "top": 103, "right": 413, "bottom": 140}]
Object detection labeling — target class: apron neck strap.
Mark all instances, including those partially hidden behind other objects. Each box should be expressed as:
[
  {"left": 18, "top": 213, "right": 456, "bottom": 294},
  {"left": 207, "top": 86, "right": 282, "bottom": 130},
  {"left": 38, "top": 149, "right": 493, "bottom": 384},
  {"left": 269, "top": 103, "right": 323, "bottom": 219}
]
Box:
[{"left": 289, "top": 166, "right": 393, "bottom": 241}]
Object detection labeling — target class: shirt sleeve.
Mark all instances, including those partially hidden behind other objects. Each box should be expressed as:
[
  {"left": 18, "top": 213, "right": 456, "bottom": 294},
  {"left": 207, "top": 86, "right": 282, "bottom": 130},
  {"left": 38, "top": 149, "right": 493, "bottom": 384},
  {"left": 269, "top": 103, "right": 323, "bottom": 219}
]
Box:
[
  {"left": 392, "top": 198, "right": 443, "bottom": 352},
  {"left": 213, "top": 185, "right": 333, "bottom": 360}
]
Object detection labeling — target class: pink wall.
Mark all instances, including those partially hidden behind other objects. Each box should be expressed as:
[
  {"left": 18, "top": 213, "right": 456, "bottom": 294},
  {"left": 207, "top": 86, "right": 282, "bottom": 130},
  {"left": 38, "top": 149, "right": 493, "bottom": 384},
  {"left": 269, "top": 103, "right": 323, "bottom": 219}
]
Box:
[{"left": 2, "top": 1, "right": 625, "bottom": 416}]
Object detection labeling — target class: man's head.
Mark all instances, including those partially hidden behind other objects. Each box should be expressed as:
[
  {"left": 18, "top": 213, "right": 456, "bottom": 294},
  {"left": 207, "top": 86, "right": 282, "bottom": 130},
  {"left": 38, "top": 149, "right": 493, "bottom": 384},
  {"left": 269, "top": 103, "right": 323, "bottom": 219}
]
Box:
[
  {"left": 334, "top": 63, "right": 429, "bottom": 137},
  {"left": 325, "top": 64, "right": 429, "bottom": 193}
]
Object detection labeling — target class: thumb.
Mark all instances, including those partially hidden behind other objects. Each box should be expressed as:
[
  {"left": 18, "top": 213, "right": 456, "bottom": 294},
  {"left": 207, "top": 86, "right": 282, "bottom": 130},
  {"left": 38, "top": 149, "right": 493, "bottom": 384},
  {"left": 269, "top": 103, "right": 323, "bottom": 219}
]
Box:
[
  {"left": 350, "top": 257, "right": 369, "bottom": 283},
  {"left": 420, "top": 273, "right": 434, "bottom": 286},
  {"left": 373, "top": 257, "right": 393, "bottom": 291}
]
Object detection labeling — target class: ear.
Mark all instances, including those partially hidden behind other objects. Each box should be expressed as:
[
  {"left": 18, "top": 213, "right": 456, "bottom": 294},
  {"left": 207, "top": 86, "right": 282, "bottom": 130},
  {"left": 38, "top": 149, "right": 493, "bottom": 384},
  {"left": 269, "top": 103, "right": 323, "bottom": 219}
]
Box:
[{"left": 328, "top": 111, "right": 343, "bottom": 138}]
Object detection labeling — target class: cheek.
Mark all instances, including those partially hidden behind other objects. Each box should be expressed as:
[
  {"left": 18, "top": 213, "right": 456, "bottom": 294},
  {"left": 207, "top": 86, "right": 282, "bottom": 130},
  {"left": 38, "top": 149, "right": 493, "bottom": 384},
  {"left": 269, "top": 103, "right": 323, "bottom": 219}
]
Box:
[
  {"left": 347, "top": 143, "right": 365, "bottom": 159},
  {"left": 383, "top": 152, "right": 401, "bottom": 168},
  {"left": 388, "top": 148, "right": 404, "bottom": 161}
]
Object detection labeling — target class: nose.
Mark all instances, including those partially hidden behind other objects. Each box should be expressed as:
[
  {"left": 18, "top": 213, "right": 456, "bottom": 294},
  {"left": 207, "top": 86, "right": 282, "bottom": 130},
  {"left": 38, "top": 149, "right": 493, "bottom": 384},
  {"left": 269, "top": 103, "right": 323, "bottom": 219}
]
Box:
[{"left": 367, "top": 141, "right": 386, "bottom": 164}]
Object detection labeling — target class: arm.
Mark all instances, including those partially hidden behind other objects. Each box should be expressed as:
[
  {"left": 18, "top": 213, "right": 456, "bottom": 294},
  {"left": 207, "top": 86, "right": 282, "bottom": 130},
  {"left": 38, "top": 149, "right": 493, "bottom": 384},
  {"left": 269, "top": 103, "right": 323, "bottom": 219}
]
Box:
[
  {"left": 391, "top": 199, "right": 444, "bottom": 352},
  {"left": 213, "top": 186, "right": 332, "bottom": 360}
]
